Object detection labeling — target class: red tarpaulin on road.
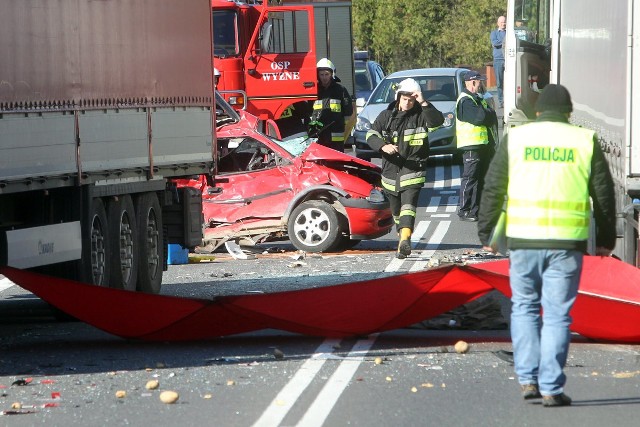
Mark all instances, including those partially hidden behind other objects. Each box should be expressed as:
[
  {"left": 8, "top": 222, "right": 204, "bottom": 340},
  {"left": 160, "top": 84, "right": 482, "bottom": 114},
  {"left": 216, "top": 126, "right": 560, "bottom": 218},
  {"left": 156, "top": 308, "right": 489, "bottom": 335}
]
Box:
[{"left": 1, "top": 256, "right": 638, "bottom": 342}]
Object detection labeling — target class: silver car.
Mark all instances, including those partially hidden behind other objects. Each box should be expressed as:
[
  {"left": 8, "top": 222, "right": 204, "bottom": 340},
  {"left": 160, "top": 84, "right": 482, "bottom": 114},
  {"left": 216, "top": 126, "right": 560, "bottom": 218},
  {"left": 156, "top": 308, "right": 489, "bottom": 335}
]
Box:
[{"left": 349, "top": 67, "right": 495, "bottom": 161}]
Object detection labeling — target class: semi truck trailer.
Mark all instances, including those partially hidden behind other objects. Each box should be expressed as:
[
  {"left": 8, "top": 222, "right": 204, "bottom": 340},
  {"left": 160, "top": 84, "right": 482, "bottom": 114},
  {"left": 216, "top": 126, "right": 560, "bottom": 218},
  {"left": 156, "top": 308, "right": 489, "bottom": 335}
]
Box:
[{"left": 0, "top": 0, "right": 217, "bottom": 293}]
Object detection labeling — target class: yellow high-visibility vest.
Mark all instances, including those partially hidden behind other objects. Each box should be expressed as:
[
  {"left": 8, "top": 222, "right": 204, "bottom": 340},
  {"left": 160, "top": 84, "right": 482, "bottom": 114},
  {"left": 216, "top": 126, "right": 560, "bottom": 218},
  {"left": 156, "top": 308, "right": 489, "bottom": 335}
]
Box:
[
  {"left": 455, "top": 92, "right": 489, "bottom": 148},
  {"left": 506, "top": 121, "right": 594, "bottom": 241}
]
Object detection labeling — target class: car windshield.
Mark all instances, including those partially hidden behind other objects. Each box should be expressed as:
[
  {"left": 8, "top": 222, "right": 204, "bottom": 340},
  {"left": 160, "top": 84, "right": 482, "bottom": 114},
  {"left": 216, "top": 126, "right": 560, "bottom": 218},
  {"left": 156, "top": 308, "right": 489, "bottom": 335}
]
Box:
[
  {"left": 213, "top": 10, "right": 239, "bottom": 57},
  {"left": 273, "top": 135, "right": 315, "bottom": 157},
  {"left": 368, "top": 75, "right": 458, "bottom": 105},
  {"left": 354, "top": 63, "right": 372, "bottom": 92}
]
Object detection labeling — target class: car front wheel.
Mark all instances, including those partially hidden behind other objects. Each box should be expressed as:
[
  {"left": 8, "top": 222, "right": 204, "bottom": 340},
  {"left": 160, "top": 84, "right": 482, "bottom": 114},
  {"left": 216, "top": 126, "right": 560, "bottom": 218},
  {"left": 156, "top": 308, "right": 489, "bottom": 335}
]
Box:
[{"left": 288, "top": 200, "right": 341, "bottom": 253}]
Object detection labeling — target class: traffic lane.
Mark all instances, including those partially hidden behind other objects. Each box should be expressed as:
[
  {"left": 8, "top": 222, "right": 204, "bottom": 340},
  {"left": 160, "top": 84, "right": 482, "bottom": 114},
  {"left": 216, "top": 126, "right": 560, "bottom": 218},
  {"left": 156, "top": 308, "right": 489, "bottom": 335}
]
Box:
[{"left": 1, "top": 322, "right": 639, "bottom": 426}]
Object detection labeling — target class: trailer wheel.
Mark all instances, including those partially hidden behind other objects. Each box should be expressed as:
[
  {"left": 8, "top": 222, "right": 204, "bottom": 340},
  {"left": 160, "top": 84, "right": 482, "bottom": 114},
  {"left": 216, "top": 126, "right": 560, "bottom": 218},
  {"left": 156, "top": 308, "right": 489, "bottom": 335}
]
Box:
[
  {"left": 135, "top": 193, "right": 163, "bottom": 294},
  {"left": 82, "top": 198, "right": 110, "bottom": 287},
  {"left": 287, "top": 200, "right": 341, "bottom": 253},
  {"left": 107, "top": 195, "right": 138, "bottom": 291}
]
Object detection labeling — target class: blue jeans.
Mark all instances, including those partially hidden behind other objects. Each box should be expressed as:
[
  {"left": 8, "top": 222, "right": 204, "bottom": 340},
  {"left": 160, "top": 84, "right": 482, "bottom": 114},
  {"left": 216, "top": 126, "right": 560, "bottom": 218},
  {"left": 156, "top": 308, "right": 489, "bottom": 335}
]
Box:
[
  {"left": 493, "top": 59, "right": 505, "bottom": 104},
  {"left": 509, "top": 249, "right": 583, "bottom": 396}
]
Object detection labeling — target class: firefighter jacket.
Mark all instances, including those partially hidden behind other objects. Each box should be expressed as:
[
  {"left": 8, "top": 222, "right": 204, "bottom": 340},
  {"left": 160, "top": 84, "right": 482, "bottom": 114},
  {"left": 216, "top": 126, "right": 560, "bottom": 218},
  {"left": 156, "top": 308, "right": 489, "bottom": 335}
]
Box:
[
  {"left": 477, "top": 111, "right": 617, "bottom": 252},
  {"left": 366, "top": 101, "right": 444, "bottom": 193},
  {"left": 311, "top": 80, "right": 353, "bottom": 145},
  {"left": 455, "top": 90, "right": 497, "bottom": 149}
]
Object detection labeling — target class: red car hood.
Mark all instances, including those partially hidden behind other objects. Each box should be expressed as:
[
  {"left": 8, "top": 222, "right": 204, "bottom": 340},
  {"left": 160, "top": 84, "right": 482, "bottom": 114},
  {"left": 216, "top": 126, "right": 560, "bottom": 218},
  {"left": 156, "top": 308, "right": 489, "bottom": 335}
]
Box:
[{"left": 302, "top": 143, "right": 381, "bottom": 171}]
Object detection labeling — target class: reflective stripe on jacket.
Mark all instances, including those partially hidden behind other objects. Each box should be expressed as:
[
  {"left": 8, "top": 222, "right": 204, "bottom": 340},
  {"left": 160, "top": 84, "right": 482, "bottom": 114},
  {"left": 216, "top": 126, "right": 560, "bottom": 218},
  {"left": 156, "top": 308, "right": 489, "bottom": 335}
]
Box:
[
  {"left": 506, "top": 122, "right": 594, "bottom": 241},
  {"left": 455, "top": 92, "right": 489, "bottom": 148}
]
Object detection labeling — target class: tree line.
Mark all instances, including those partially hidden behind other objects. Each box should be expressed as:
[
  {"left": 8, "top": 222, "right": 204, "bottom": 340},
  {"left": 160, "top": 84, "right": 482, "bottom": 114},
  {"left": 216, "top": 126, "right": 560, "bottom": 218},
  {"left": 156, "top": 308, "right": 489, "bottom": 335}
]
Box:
[{"left": 353, "top": 0, "right": 507, "bottom": 74}]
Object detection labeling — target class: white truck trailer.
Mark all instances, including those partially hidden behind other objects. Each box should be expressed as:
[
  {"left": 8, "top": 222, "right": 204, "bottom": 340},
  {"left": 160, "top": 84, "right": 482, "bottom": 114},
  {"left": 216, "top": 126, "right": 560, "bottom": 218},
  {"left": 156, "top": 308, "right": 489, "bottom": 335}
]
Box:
[
  {"left": 504, "top": 0, "right": 639, "bottom": 265},
  {"left": 0, "top": 0, "right": 216, "bottom": 293}
]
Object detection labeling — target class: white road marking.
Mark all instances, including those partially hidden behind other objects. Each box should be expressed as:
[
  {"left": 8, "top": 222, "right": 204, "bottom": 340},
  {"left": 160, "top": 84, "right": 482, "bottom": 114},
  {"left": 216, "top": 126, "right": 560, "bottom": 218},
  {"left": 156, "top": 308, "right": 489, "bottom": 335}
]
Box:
[
  {"left": 438, "top": 190, "right": 457, "bottom": 195},
  {"left": 445, "top": 195, "right": 459, "bottom": 213},
  {"left": 384, "top": 221, "right": 430, "bottom": 272},
  {"left": 410, "top": 221, "right": 451, "bottom": 271},
  {"left": 296, "top": 335, "right": 378, "bottom": 427},
  {"left": 433, "top": 164, "right": 445, "bottom": 189},
  {"left": 252, "top": 339, "right": 342, "bottom": 427},
  {"left": 451, "top": 164, "right": 461, "bottom": 188},
  {"left": 426, "top": 196, "right": 441, "bottom": 213},
  {"left": 0, "top": 277, "right": 15, "bottom": 293},
  {"left": 430, "top": 214, "right": 451, "bottom": 218}
]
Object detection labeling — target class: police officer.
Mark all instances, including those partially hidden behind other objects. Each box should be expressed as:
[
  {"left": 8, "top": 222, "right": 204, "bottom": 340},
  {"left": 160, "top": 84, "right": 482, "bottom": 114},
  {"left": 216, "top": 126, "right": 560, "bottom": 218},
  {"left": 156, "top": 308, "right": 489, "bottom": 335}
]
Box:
[
  {"left": 456, "top": 70, "right": 498, "bottom": 222},
  {"left": 309, "top": 58, "right": 353, "bottom": 152},
  {"left": 478, "top": 84, "right": 616, "bottom": 406},
  {"left": 366, "top": 78, "right": 444, "bottom": 258}
]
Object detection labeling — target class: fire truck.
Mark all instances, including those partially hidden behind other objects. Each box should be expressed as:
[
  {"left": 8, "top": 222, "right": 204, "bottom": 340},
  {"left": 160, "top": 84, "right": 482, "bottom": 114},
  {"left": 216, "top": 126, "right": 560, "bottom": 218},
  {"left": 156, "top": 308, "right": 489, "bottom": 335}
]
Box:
[{"left": 212, "top": 0, "right": 356, "bottom": 136}]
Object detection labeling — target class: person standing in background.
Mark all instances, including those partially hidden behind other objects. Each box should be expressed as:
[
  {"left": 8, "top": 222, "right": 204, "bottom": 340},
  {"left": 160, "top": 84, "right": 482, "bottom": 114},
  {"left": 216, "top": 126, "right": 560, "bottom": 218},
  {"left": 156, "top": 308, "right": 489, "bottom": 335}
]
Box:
[{"left": 490, "top": 16, "right": 506, "bottom": 107}]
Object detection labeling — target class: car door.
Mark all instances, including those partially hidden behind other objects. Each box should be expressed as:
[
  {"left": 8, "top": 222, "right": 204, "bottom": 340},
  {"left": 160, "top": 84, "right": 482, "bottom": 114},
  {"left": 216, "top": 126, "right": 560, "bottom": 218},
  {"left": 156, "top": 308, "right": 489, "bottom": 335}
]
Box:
[{"left": 204, "top": 137, "right": 295, "bottom": 223}]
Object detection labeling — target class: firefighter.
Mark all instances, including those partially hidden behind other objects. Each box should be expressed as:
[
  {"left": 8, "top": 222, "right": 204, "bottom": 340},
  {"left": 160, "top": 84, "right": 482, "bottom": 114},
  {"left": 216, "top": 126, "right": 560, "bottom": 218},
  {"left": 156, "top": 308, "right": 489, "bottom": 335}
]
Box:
[
  {"left": 214, "top": 67, "right": 221, "bottom": 88},
  {"left": 365, "top": 78, "right": 444, "bottom": 259},
  {"left": 309, "top": 58, "right": 353, "bottom": 152}
]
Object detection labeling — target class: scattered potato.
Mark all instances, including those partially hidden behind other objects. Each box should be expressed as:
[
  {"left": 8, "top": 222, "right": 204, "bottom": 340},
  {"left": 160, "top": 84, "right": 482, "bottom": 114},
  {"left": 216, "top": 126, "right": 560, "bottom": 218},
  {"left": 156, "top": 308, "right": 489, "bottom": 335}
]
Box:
[
  {"left": 454, "top": 340, "right": 470, "bottom": 354},
  {"left": 374, "top": 357, "right": 383, "bottom": 365},
  {"left": 145, "top": 380, "right": 160, "bottom": 390},
  {"left": 115, "top": 390, "right": 127, "bottom": 398},
  {"left": 11, "top": 402, "right": 22, "bottom": 409},
  {"left": 159, "top": 390, "right": 179, "bottom": 404}
]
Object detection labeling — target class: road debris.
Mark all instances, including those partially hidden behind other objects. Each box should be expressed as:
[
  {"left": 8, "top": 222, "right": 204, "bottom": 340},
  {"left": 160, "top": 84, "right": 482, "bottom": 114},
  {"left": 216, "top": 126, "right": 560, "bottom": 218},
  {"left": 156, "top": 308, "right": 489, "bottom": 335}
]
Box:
[
  {"left": 115, "top": 390, "right": 127, "bottom": 398},
  {"left": 159, "top": 391, "right": 179, "bottom": 404},
  {"left": 225, "top": 241, "right": 257, "bottom": 260},
  {"left": 454, "top": 340, "right": 470, "bottom": 354},
  {"left": 145, "top": 380, "right": 160, "bottom": 390}
]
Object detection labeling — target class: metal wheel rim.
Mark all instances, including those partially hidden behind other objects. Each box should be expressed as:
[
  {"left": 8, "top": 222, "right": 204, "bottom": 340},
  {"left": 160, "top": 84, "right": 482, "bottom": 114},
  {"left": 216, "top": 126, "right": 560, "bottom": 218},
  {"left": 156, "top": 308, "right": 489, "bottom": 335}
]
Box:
[
  {"left": 118, "top": 212, "right": 134, "bottom": 283},
  {"left": 292, "top": 207, "right": 332, "bottom": 247},
  {"left": 144, "top": 209, "right": 160, "bottom": 279}
]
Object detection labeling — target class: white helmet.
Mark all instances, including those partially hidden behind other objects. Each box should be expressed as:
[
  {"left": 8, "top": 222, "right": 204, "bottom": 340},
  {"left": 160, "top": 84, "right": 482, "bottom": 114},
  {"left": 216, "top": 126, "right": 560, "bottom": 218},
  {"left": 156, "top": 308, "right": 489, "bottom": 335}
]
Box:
[
  {"left": 214, "top": 67, "right": 221, "bottom": 77},
  {"left": 316, "top": 58, "right": 336, "bottom": 75},
  {"left": 395, "top": 78, "right": 421, "bottom": 98}
]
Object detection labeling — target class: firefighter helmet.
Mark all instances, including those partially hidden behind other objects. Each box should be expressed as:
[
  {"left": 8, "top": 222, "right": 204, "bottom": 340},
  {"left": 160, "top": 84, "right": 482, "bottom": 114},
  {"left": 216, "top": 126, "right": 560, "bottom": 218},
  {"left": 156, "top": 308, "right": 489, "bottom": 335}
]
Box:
[
  {"left": 316, "top": 58, "right": 336, "bottom": 75},
  {"left": 395, "top": 78, "right": 421, "bottom": 98}
]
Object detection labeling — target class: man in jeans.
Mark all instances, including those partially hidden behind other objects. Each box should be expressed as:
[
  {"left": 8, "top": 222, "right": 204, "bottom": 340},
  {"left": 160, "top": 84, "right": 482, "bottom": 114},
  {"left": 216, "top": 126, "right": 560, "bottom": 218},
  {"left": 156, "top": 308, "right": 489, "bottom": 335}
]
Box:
[
  {"left": 490, "top": 16, "right": 506, "bottom": 107},
  {"left": 477, "top": 84, "right": 616, "bottom": 406}
]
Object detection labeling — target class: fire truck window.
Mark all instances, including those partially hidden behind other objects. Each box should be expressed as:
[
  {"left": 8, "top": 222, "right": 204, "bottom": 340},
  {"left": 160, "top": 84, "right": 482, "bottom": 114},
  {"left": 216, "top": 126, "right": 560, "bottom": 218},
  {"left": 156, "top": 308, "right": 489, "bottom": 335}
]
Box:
[
  {"left": 213, "top": 11, "right": 238, "bottom": 56},
  {"left": 265, "top": 10, "right": 310, "bottom": 53}
]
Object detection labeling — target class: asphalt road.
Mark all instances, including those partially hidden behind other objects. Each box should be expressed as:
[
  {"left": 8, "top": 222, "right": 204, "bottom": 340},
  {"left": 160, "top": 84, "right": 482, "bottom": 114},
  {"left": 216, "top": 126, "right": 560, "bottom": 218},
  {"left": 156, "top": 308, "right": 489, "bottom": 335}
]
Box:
[{"left": 2, "top": 153, "right": 640, "bottom": 426}]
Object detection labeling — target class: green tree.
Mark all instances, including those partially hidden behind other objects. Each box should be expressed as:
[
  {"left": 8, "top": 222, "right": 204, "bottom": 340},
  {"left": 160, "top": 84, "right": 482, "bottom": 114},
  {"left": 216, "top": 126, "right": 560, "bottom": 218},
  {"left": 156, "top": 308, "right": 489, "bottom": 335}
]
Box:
[{"left": 352, "top": 0, "right": 506, "bottom": 73}]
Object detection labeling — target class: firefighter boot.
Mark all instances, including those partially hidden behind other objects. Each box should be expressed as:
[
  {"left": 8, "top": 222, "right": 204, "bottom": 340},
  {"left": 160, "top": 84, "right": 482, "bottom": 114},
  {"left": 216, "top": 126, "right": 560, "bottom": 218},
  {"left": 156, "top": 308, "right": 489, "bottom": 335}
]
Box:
[{"left": 396, "top": 228, "right": 412, "bottom": 259}]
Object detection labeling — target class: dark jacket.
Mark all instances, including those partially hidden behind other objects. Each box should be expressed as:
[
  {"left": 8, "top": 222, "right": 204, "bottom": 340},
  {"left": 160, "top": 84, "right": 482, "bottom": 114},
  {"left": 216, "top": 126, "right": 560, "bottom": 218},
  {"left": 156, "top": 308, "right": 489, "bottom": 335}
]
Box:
[
  {"left": 367, "top": 100, "right": 444, "bottom": 191},
  {"left": 477, "top": 111, "right": 617, "bottom": 252},
  {"left": 456, "top": 89, "right": 498, "bottom": 149},
  {"left": 311, "top": 80, "right": 353, "bottom": 145}
]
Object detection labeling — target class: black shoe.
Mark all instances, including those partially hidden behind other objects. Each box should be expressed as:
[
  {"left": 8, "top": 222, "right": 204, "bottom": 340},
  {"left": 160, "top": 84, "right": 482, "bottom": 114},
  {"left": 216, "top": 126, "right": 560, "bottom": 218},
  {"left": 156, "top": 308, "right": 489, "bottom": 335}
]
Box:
[
  {"left": 542, "top": 393, "right": 572, "bottom": 407},
  {"left": 395, "top": 251, "right": 406, "bottom": 259},
  {"left": 521, "top": 384, "right": 542, "bottom": 400},
  {"left": 460, "top": 214, "right": 478, "bottom": 222},
  {"left": 398, "top": 240, "right": 412, "bottom": 257}
]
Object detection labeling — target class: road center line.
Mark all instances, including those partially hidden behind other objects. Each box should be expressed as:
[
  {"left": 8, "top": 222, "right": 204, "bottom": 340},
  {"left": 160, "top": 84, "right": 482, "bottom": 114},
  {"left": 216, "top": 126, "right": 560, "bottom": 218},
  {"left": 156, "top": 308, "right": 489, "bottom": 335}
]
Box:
[
  {"left": 384, "top": 220, "right": 430, "bottom": 272},
  {"left": 252, "top": 338, "right": 341, "bottom": 427},
  {"left": 410, "top": 221, "right": 451, "bottom": 271},
  {"left": 295, "top": 335, "right": 378, "bottom": 427}
]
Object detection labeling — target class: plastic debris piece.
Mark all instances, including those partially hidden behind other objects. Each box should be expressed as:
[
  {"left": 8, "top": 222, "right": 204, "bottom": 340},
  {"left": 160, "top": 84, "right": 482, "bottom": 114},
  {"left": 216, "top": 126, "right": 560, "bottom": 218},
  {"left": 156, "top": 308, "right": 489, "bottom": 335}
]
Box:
[
  {"left": 51, "top": 392, "right": 61, "bottom": 399},
  {"left": 159, "top": 391, "right": 179, "bottom": 404},
  {"left": 11, "top": 378, "right": 33, "bottom": 386},
  {"left": 225, "top": 241, "right": 257, "bottom": 260}
]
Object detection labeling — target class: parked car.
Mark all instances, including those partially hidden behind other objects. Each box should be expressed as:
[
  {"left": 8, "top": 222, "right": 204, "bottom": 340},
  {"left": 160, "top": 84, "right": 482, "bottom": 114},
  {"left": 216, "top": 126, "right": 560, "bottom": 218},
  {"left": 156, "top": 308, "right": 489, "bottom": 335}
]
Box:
[
  {"left": 353, "top": 51, "right": 385, "bottom": 107},
  {"left": 177, "top": 92, "right": 393, "bottom": 253},
  {"left": 349, "top": 68, "right": 496, "bottom": 161}
]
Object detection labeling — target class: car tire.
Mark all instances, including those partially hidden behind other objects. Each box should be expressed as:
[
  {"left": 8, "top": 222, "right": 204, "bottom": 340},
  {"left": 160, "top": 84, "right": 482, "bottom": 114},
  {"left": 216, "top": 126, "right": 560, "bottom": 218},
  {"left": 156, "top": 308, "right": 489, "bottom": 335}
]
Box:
[{"left": 288, "top": 200, "right": 341, "bottom": 253}]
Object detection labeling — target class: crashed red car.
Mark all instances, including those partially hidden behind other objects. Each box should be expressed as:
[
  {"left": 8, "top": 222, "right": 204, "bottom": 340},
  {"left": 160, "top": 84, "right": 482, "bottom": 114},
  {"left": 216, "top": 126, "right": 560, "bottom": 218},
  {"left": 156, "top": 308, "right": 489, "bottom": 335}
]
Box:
[{"left": 182, "top": 93, "right": 393, "bottom": 253}]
